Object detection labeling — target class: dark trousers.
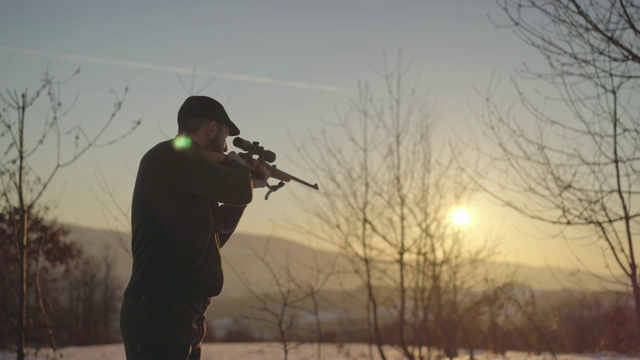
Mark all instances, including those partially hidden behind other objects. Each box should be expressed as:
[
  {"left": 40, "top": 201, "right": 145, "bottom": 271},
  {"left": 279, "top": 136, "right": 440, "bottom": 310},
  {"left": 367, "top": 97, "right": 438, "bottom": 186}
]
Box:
[{"left": 120, "top": 296, "right": 211, "bottom": 360}]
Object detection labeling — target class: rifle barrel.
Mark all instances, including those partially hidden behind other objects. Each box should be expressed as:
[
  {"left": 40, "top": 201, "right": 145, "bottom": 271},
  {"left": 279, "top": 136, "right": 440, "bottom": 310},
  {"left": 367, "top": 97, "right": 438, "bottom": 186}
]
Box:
[
  {"left": 269, "top": 166, "right": 319, "bottom": 190},
  {"left": 290, "top": 175, "right": 320, "bottom": 190}
]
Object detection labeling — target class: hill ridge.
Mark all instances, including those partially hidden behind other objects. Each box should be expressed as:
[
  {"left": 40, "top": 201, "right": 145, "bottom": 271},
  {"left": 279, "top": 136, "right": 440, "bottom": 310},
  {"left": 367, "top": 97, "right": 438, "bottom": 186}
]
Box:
[{"left": 63, "top": 223, "right": 616, "bottom": 298}]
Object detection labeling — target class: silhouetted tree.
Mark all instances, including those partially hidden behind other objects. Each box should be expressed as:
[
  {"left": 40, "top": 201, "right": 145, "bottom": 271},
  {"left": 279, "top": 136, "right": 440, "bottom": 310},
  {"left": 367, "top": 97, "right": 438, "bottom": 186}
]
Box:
[
  {"left": 599, "top": 296, "right": 638, "bottom": 353},
  {"left": 57, "top": 251, "right": 122, "bottom": 345},
  {"left": 0, "top": 68, "right": 140, "bottom": 359},
  {"left": 0, "top": 207, "right": 81, "bottom": 351},
  {"left": 465, "top": 0, "right": 640, "bottom": 344},
  {"left": 231, "top": 236, "right": 333, "bottom": 360},
  {"left": 295, "top": 53, "right": 513, "bottom": 359}
]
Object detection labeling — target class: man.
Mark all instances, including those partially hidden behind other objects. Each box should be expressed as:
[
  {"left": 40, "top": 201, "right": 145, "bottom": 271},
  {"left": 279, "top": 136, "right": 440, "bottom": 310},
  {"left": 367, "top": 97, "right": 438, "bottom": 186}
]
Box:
[{"left": 120, "top": 95, "right": 269, "bottom": 359}]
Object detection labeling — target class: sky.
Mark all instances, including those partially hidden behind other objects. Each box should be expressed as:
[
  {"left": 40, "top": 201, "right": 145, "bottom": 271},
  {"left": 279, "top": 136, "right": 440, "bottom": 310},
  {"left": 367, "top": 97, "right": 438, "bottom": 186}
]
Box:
[{"left": 0, "top": 0, "right": 608, "bottom": 271}]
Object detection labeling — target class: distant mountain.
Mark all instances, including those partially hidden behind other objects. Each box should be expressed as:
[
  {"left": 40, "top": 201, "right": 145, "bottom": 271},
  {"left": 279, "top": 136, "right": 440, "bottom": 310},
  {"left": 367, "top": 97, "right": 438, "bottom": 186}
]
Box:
[
  {"left": 64, "top": 224, "right": 619, "bottom": 299},
  {"left": 62, "top": 224, "right": 626, "bottom": 341},
  {"left": 64, "top": 224, "right": 354, "bottom": 298}
]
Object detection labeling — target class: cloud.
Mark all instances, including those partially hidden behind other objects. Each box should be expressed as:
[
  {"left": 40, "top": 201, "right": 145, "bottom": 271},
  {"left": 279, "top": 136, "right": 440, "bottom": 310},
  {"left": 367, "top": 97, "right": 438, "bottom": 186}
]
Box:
[{"left": 0, "top": 45, "right": 343, "bottom": 93}]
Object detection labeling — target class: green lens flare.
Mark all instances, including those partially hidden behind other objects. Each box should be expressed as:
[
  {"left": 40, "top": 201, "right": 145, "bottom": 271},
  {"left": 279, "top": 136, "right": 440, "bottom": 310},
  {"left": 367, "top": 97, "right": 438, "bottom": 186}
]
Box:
[{"left": 173, "top": 136, "right": 192, "bottom": 150}]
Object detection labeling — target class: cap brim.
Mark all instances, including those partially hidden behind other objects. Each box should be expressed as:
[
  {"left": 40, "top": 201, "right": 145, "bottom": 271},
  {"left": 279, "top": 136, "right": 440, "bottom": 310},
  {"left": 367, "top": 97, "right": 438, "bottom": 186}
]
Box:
[{"left": 227, "top": 120, "right": 240, "bottom": 136}]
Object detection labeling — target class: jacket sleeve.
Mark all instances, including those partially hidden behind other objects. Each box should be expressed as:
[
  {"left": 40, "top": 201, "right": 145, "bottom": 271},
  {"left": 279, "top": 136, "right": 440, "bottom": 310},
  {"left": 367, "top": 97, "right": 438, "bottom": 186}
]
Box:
[
  {"left": 216, "top": 204, "right": 246, "bottom": 247},
  {"left": 174, "top": 146, "right": 253, "bottom": 206}
]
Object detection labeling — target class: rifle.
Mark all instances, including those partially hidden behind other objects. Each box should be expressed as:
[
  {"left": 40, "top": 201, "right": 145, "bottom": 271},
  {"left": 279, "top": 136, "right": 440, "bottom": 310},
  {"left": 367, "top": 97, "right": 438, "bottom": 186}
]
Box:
[{"left": 233, "top": 137, "right": 319, "bottom": 200}]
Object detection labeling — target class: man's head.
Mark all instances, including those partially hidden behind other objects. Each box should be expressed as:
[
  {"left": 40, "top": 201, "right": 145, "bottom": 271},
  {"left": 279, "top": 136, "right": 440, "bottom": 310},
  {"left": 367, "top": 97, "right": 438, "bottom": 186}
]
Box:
[
  {"left": 177, "top": 96, "right": 240, "bottom": 152},
  {"left": 177, "top": 96, "right": 240, "bottom": 136}
]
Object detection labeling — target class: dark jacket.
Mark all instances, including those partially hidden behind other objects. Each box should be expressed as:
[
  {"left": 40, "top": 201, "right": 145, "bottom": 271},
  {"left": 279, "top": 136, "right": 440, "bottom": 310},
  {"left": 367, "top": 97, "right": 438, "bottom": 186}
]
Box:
[{"left": 123, "top": 138, "right": 252, "bottom": 299}]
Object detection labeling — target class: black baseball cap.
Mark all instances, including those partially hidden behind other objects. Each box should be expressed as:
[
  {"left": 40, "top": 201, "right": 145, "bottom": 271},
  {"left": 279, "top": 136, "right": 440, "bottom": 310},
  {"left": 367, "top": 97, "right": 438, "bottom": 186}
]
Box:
[{"left": 177, "top": 96, "right": 240, "bottom": 136}]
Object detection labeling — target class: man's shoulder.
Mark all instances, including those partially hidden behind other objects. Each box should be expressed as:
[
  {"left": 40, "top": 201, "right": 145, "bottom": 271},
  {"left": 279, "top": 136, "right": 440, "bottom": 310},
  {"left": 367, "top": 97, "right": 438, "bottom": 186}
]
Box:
[
  {"left": 149, "top": 139, "right": 174, "bottom": 152},
  {"left": 141, "top": 138, "right": 207, "bottom": 169},
  {"left": 142, "top": 139, "right": 177, "bottom": 159},
  {"left": 136, "top": 140, "right": 175, "bottom": 170}
]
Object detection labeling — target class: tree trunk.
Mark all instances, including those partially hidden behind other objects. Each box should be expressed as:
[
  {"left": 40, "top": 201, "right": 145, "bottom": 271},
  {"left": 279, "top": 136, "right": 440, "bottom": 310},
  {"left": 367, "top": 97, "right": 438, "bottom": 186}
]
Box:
[
  {"left": 17, "top": 92, "right": 27, "bottom": 360},
  {"left": 632, "top": 269, "right": 640, "bottom": 344},
  {"left": 17, "top": 212, "right": 27, "bottom": 360}
]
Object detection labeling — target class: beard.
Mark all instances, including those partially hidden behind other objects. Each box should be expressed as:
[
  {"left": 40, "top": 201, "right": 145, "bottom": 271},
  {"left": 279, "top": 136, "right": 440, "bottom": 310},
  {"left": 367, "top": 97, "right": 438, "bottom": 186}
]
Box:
[{"left": 205, "top": 129, "right": 227, "bottom": 153}]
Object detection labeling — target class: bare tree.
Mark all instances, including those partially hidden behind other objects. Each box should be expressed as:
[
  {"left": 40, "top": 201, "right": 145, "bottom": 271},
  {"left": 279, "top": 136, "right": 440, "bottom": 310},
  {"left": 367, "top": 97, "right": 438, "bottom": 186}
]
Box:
[
  {"left": 294, "top": 53, "right": 509, "bottom": 359},
  {"left": 230, "top": 235, "right": 334, "bottom": 360},
  {"left": 91, "top": 166, "right": 133, "bottom": 257},
  {"left": 60, "top": 250, "right": 122, "bottom": 345},
  {"left": 465, "top": 0, "right": 640, "bottom": 341},
  {"left": 0, "top": 206, "right": 82, "bottom": 355},
  {"left": 0, "top": 68, "right": 140, "bottom": 359}
]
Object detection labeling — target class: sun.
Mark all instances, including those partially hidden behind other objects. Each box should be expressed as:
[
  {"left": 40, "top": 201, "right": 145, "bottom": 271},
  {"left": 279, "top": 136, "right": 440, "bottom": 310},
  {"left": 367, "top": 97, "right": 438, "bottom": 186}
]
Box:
[{"left": 451, "top": 208, "right": 472, "bottom": 227}]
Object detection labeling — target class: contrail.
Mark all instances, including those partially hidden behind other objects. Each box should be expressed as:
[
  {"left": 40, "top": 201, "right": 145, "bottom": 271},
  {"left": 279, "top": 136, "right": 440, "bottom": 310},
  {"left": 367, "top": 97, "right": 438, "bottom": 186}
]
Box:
[{"left": 0, "top": 45, "right": 344, "bottom": 93}]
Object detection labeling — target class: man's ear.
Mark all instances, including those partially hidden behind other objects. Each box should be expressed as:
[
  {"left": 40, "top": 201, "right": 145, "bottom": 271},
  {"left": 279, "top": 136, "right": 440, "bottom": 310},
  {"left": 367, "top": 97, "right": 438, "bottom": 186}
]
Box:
[{"left": 207, "top": 121, "right": 218, "bottom": 136}]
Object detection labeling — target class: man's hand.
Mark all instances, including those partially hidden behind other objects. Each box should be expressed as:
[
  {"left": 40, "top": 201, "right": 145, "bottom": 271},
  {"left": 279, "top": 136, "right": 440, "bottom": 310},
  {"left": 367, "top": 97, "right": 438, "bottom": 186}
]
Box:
[
  {"left": 251, "top": 161, "right": 271, "bottom": 188},
  {"left": 203, "top": 150, "right": 270, "bottom": 188},
  {"left": 227, "top": 151, "right": 247, "bottom": 167}
]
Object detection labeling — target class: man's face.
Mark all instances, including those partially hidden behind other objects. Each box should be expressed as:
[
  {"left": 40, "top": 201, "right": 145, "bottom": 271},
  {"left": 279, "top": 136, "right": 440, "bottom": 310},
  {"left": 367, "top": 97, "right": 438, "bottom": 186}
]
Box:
[{"left": 206, "top": 121, "right": 229, "bottom": 153}]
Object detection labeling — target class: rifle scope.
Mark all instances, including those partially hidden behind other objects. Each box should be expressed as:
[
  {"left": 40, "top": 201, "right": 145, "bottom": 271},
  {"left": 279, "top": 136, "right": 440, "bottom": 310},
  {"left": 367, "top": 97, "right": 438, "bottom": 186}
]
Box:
[{"left": 233, "top": 137, "right": 277, "bottom": 163}]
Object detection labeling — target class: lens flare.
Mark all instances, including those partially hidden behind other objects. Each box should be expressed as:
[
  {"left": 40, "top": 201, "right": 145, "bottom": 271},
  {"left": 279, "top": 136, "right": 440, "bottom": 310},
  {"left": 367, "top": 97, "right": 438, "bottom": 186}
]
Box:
[{"left": 173, "top": 136, "right": 192, "bottom": 150}]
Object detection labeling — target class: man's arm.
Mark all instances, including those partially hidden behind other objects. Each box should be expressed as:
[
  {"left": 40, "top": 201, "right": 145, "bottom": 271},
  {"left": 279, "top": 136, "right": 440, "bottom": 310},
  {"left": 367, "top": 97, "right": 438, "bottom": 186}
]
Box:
[
  {"left": 216, "top": 204, "right": 246, "bottom": 247},
  {"left": 215, "top": 164, "right": 270, "bottom": 247},
  {"left": 175, "top": 146, "right": 253, "bottom": 206}
]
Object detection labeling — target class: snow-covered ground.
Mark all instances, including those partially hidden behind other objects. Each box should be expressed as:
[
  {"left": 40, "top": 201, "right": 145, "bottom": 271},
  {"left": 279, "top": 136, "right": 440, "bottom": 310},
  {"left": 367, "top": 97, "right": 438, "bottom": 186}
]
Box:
[{"left": 1, "top": 343, "right": 638, "bottom": 360}]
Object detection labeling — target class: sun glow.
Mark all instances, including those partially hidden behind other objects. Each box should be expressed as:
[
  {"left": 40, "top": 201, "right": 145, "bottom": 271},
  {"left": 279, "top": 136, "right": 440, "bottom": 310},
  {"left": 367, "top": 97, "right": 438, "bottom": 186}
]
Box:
[{"left": 451, "top": 208, "right": 472, "bottom": 227}]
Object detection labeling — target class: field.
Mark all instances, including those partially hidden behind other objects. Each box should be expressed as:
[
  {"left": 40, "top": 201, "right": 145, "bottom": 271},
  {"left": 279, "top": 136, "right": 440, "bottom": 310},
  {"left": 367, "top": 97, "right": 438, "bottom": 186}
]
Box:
[{"left": 1, "top": 343, "right": 638, "bottom": 360}]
